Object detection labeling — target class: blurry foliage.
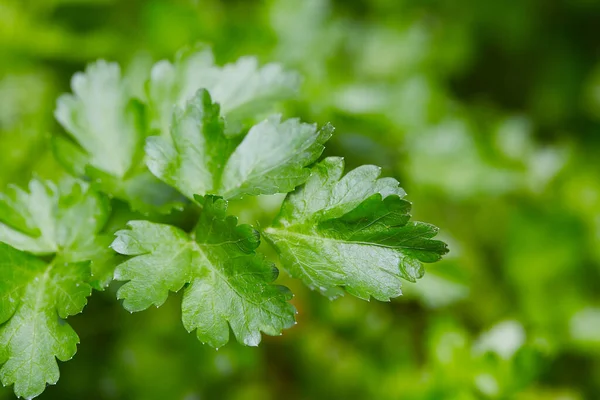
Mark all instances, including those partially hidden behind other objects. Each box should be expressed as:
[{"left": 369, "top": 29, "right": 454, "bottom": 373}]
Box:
[{"left": 1, "top": 0, "right": 599, "bottom": 398}]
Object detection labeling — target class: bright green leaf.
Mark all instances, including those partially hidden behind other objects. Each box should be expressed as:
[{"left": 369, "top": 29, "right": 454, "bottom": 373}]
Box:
[
  {"left": 147, "top": 46, "right": 301, "bottom": 137},
  {"left": 146, "top": 89, "right": 332, "bottom": 201},
  {"left": 264, "top": 157, "right": 449, "bottom": 301},
  {"left": 0, "top": 243, "right": 92, "bottom": 399},
  {"left": 55, "top": 60, "right": 144, "bottom": 178},
  {"left": 0, "top": 179, "right": 114, "bottom": 288},
  {"left": 53, "top": 61, "right": 185, "bottom": 213},
  {"left": 112, "top": 195, "right": 296, "bottom": 348}
]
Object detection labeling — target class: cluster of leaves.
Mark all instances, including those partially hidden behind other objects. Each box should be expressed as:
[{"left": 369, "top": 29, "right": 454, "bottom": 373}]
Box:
[
  {"left": 0, "top": 47, "right": 448, "bottom": 398},
  {"left": 3, "top": 0, "right": 600, "bottom": 398}
]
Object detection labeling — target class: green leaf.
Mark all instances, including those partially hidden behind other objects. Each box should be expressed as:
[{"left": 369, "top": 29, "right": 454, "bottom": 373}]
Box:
[
  {"left": 146, "top": 89, "right": 332, "bottom": 201},
  {"left": 0, "top": 180, "right": 117, "bottom": 398},
  {"left": 55, "top": 60, "right": 144, "bottom": 178},
  {"left": 0, "top": 179, "right": 114, "bottom": 288},
  {"left": 0, "top": 243, "right": 92, "bottom": 399},
  {"left": 112, "top": 195, "right": 296, "bottom": 348},
  {"left": 264, "top": 157, "right": 449, "bottom": 301},
  {"left": 53, "top": 61, "right": 185, "bottom": 213},
  {"left": 147, "top": 45, "right": 301, "bottom": 137}
]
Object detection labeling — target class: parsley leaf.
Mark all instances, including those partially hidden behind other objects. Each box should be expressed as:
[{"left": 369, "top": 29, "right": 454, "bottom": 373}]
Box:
[
  {"left": 0, "top": 180, "right": 114, "bottom": 288},
  {"left": 148, "top": 46, "right": 301, "bottom": 137},
  {"left": 0, "top": 244, "right": 92, "bottom": 400},
  {"left": 0, "top": 180, "right": 118, "bottom": 398},
  {"left": 55, "top": 60, "right": 144, "bottom": 178},
  {"left": 264, "top": 157, "right": 449, "bottom": 301},
  {"left": 146, "top": 89, "right": 332, "bottom": 201},
  {"left": 112, "top": 195, "right": 296, "bottom": 348},
  {"left": 54, "top": 61, "right": 183, "bottom": 214}
]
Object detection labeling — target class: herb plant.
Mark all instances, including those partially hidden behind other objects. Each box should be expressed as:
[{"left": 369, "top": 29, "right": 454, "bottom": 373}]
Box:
[{"left": 0, "top": 47, "right": 448, "bottom": 399}]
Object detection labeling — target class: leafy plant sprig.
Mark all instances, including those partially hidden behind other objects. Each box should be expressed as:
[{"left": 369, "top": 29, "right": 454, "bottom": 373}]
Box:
[{"left": 0, "top": 46, "right": 448, "bottom": 399}]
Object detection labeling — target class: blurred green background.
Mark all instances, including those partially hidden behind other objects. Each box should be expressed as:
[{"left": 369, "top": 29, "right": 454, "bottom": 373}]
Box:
[{"left": 1, "top": 0, "right": 599, "bottom": 399}]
